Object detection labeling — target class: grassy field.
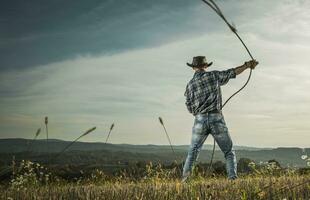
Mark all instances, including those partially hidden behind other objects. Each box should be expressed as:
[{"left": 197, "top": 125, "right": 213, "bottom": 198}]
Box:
[
  {"left": 0, "top": 159, "right": 310, "bottom": 199},
  {"left": 0, "top": 142, "right": 309, "bottom": 200},
  {"left": 1, "top": 174, "right": 310, "bottom": 199}
]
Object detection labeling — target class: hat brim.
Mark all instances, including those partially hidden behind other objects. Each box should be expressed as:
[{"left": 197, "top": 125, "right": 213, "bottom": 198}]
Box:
[{"left": 187, "top": 62, "right": 213, "bottom": 68}]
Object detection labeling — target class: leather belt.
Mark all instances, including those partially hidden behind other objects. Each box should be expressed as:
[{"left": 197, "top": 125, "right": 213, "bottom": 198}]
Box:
[{"left": 208, "top": 109, "right": 221, "bottom": 114}]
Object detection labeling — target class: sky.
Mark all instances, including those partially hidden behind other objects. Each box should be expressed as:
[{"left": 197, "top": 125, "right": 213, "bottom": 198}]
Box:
[{"left": 0, "top": 0, "right": 310, "bottom": 148}]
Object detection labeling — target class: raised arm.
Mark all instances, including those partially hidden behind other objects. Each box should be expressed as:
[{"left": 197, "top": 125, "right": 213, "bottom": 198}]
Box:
[{"left": 234, "top": 60, "right": 259, "bottom": 75}]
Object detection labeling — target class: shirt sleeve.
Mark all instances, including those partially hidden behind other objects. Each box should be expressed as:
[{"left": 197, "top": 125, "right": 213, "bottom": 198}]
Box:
[
  {"left": 184, "top": 84, "right": 194, "bottom": 114},
  {"left": 214, "top": 68, "right": 236, "bottom": 86}
]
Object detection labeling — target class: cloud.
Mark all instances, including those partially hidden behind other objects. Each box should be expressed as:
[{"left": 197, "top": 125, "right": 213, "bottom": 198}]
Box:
[
  {"left": 0, "top": 0, "right": 310, "bottom": 147},
  {"left": 0, "top": 0, "right": 208, "bottom": 70}
]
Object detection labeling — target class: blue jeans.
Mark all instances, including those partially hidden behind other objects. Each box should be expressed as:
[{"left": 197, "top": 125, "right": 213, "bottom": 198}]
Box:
[{"left": 183, "top": 112, "right": 237, "bottom": 179}]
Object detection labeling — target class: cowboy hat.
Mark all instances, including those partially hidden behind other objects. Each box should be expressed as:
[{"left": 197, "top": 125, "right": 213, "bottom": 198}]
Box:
[{"left": 186, "top": 56, "right": 213, "bottom": 68}]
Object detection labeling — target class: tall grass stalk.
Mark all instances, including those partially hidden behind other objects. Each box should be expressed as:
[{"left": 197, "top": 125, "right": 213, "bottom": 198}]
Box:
[
  {"left": 105, "top": 123, "right": 115, "bottom": 144},
  {"left": 158, "top": 117, "right": 182, "bottom": 175},
  {"left": 51, "top": 127, "right": 96, "bottom": 162},
  {"left": 45, "top": 117, "right": 49, "bottom": 163},
  {"left": 26, "top": 128, "right": 41, "bottom": 153}
]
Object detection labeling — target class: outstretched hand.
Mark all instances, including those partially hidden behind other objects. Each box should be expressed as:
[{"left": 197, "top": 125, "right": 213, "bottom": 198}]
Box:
[{"left": 244, "top": 60, "right": 259, "bottom": 69}]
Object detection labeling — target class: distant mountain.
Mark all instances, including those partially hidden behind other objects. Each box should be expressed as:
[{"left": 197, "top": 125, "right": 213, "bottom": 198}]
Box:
[
  {"left": 0, "top": 138, "right": 308, "bottom": 167},
  {"left": 0, "top": 138, "right": 271, "bottom": 153}
]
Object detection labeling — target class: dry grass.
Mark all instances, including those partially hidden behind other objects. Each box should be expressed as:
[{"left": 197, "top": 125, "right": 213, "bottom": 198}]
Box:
[{"left": 1, "top": 175, "right": 309, "bottom": 200}]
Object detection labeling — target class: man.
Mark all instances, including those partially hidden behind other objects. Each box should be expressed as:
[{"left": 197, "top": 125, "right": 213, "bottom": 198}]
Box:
[{"left": 182, "top": 56, "right": 258, "bottom": 181}]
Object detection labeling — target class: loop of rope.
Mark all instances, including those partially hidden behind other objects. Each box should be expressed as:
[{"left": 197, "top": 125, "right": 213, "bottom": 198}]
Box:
[{"left": 201, "top": 0, "right": 255, "bottom": 173}]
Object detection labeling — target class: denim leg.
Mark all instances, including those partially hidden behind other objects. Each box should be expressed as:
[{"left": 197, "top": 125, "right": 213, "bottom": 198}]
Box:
[
  {"left": 209, "top": 113, "right": 237, "bottom": 179},
  {"left": 183, "top": 116, "right": 208, "bottom": 177}
]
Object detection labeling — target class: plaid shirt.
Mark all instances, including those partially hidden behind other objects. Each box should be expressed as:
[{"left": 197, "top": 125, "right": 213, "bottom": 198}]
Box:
[{"left": 184, "top": 68, "right": 236, "bottom": 115}]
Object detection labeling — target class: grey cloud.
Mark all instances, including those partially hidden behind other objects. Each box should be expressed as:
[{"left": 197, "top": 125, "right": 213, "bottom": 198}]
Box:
[{"left": 1, "top": 0, "right": 215, "bottom": 71}]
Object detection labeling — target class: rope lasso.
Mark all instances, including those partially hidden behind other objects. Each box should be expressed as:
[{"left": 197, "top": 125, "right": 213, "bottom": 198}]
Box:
[{"left": 201, "top": 0, "right": 255, "bottom": 174}]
